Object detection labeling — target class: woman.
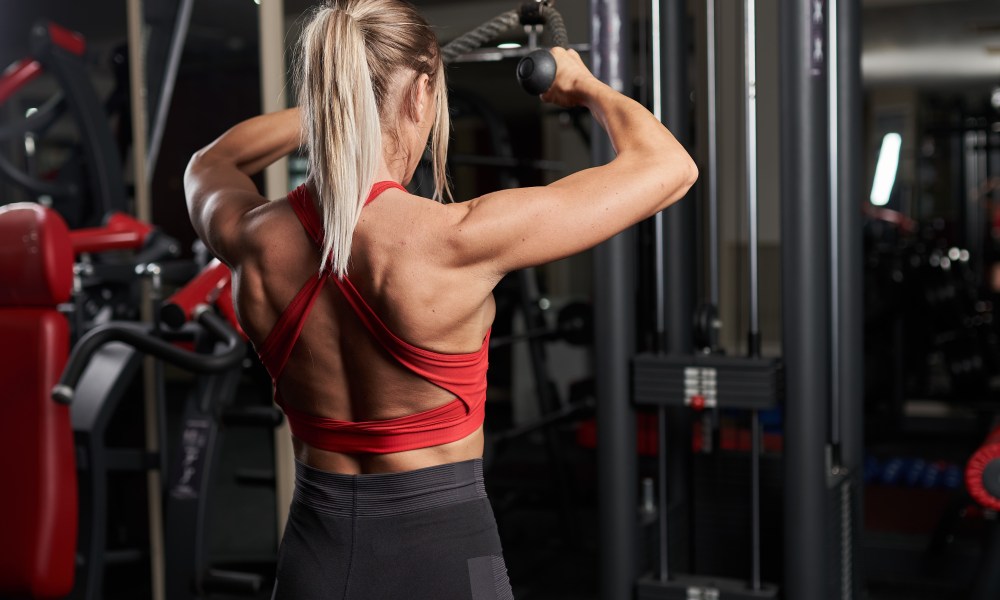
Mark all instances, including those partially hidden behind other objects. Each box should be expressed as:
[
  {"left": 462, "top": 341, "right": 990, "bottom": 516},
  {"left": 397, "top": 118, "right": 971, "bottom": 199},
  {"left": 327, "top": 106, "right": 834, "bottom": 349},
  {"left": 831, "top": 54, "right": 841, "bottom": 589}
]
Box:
[{"left": 184, "top": 1, "right": 697, "bottom": 598}]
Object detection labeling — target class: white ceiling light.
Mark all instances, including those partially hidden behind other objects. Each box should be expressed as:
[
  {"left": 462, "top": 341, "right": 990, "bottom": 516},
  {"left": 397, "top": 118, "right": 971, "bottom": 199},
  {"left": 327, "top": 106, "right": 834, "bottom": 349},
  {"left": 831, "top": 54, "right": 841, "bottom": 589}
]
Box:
[
  {"left": 871, "top": 133, "right": 902, "bottom": 207},
  {"left": 497, "top": 42, "right": 521, "bottom": 49}
]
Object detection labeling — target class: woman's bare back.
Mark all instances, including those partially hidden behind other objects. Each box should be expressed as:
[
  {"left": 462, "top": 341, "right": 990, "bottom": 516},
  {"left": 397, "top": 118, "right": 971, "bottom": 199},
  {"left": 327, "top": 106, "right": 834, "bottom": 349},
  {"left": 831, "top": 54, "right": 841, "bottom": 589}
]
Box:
[
  {"left": 183, "top": 50, "right": 696, "bottom": 474},
  {"left": 232, "top": 185, "right": 494, "bottom": 473}
]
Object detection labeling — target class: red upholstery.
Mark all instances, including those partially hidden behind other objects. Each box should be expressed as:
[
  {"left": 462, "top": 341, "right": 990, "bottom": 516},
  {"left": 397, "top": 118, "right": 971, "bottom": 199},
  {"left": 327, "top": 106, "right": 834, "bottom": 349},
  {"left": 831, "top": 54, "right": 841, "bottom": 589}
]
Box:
[
  {"left": 162, "top": 259, "right": 229, "bottom": 324},
  {"left": 0, "top": 203, "right": 73, "bottom": 307},
  {"left": 0, "top": 203, "right": 77, "bottom": 597},
  {"left": 69, "top": 211, "right": 153, "bottom": 253},
  {"left": 46, "top": 22, "right": 86, "bottom": 57},
  {"left": 0, "top": 59, "right": 43, "bottom": 105}
]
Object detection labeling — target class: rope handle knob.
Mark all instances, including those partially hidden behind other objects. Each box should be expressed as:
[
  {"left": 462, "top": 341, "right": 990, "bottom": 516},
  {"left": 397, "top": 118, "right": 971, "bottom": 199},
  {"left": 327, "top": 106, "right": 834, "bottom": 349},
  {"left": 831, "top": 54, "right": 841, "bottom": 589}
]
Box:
[{"left": 516, "top": 49, "right": 557, "bottom": 95}]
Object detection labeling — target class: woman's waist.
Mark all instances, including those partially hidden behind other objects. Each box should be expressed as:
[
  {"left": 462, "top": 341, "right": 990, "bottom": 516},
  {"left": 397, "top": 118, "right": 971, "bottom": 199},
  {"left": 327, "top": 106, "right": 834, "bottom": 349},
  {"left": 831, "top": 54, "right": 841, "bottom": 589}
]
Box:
[
  {"left": 291, "top": 423, "right": 485, "bottom": 474},
  {"left": 292, "top": 455, "right": 487, "bottom": 518}
]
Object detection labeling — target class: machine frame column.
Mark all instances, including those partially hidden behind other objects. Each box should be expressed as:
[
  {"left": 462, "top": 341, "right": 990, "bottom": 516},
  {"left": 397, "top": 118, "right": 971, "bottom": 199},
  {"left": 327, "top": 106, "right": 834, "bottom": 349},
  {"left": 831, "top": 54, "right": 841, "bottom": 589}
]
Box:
[
  {"left": 592, "top": 1, "right": 638, "bottom": 599},
  {"left": 779, "top": 0, "right": 833, "bottom": 597}
]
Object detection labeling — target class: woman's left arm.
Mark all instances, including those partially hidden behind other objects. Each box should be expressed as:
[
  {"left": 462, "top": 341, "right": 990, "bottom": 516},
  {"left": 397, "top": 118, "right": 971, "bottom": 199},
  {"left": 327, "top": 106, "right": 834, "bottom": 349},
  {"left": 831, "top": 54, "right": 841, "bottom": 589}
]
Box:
[{"left": 184, "top": 108, "right": 301, "bottom": 266}]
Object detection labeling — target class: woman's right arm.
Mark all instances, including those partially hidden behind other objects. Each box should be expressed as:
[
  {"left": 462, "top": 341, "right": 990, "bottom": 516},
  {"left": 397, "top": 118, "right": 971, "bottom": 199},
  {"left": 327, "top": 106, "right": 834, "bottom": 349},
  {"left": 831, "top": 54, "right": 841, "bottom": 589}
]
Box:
[{"left": 439, "top": 49, "right": 697, "bottom": 278}]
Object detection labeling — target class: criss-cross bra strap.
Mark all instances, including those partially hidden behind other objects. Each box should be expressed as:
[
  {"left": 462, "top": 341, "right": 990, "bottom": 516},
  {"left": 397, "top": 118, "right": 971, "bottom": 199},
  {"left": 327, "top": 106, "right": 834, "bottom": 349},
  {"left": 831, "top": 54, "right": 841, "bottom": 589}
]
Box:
[{"left": 256, "top": 183, "right": 404, "bottom": 380}]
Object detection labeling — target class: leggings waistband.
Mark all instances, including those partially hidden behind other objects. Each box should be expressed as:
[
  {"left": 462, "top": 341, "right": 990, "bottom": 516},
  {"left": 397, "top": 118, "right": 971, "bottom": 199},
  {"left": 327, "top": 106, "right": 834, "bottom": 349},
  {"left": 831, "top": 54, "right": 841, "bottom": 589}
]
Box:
[{"left": 293, "top": 458, "right": 486, "bottom": 518}]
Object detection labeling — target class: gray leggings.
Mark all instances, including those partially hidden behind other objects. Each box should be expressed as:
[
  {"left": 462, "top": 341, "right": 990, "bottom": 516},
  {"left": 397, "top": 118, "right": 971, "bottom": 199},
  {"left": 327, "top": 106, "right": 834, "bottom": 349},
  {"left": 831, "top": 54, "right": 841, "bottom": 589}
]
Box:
[{"left": 271, "top": 459, "right": 514, "bottom": 600}]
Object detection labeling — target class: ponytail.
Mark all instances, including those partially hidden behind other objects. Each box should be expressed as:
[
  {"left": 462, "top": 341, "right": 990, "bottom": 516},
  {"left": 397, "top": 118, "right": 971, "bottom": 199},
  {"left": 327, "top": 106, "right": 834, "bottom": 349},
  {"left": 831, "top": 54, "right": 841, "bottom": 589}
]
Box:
[
  {"left": 299, "top": 8, "right": 380, "bottom": 277},
  {"left": 429, "top": 67, "right": 450, "bottom": 202},
  {"left": 297, "top": 0, "right": 450, "bottom": 272}
]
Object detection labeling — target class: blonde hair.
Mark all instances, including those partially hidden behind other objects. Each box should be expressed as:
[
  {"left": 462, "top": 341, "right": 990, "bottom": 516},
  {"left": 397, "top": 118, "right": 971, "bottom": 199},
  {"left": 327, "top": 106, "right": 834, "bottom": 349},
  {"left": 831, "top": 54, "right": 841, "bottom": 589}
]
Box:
[{"left": 297, "top": 0, "right": 450, "bottom": 277}]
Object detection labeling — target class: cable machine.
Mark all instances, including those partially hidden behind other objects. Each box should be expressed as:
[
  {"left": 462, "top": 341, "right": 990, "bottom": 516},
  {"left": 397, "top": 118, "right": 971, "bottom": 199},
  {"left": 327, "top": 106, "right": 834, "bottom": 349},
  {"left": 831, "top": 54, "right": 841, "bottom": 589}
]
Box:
[{"left": 592, "top": 0, "right": 865, "bottom": 597}]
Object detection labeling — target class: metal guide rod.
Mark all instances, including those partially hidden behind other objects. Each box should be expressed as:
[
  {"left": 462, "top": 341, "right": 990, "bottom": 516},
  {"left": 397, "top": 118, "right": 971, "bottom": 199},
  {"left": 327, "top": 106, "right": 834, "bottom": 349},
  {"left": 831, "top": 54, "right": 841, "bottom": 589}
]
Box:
[
  {"left": 828, "top": 0, "right": 840, "bottom": 447},
  {"left": 745, "top": 0, "right": 763, "bottom": 591},
  {"left": 707, "top": 0, "right": 720, "bottom": 307},
  {"left": 651, "top": 0, "right": 670, "bottom": 583},
  {"left": 146, "top": 0, "right": 194, "bottom": 182},
  {"left": 658, "top": 406, "right": 669, "bottom": 581},
  {"left": 652, "top": 0, "right": 665, "bottom": 349},
  {"left": 751, "top": 410, "right": 761, "bottom": 590},
  {"left": 638, "top": 0, "right": 648, "bottom": 105},
  {"left": 745, "top": 0, "right": 760, "bottom": 356}
]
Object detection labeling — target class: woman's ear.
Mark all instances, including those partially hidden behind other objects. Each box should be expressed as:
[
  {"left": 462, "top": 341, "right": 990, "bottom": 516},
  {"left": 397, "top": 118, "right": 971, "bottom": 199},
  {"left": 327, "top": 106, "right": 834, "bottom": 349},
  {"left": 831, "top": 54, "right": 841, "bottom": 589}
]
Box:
[{"left": 411, "top": 73, "right": 432, "bottom": 124}]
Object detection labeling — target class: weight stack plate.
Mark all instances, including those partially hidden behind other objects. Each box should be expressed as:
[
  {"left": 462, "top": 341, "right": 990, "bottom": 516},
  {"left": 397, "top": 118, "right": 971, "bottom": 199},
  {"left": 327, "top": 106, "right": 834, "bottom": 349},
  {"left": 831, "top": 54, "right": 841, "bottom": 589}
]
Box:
[{"left": 633, "top": 354, "right": 783, "bottom": 411}]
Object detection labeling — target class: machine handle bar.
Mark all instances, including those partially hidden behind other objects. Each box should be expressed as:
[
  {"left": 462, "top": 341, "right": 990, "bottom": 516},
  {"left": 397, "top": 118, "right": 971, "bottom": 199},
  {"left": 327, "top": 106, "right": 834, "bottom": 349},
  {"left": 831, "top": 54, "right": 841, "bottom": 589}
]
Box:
[{"left": 52, "top": 308, "right": 244, "bottom": 404}]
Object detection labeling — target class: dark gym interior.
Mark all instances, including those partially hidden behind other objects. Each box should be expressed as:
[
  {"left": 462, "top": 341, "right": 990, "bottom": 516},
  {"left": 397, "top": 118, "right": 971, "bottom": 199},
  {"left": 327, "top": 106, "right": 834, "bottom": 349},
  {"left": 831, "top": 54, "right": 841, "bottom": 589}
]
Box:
[{"left": 3, "top": 0, "right": 1000, "bottom": 599}]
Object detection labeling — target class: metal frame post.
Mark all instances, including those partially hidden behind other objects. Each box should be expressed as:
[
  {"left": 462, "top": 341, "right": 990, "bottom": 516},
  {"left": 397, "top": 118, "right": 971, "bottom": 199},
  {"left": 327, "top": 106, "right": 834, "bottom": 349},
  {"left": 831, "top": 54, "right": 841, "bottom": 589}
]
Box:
[
  {"left": 659, "top": 1, "right": 694, "bottom": 356},
  {"left": 592, "top": 1, "right": 638, "bottom": 599},
  {"left": 257, "top": 0, "right": 294, "bottom": 542},
  {"left": 835, "top": 0, "right": 863, "bottom": 475},
  {"left": 127, "top": 3, "right": 165, "bottom": 599},
  {"left": 835, "top": 0, "right": 864, "bottom": 596},
  {"left": 779, "top": 0, "right": 831, "bottom": 598}
]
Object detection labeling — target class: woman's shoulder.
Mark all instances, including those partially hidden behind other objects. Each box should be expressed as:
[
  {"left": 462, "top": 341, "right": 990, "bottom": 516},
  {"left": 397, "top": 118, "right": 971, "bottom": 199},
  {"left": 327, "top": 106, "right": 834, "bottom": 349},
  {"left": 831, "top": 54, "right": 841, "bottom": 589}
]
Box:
[{"left": 240, "top": 196, "right": 315, "bottom": 267}]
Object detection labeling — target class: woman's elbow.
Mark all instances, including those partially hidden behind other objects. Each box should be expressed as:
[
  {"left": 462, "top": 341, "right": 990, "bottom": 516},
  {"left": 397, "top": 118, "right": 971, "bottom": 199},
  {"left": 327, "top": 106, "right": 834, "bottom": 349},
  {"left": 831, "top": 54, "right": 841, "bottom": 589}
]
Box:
[
  {"left": 681, "top": 155, "right": 699, "bottom": 190},
  {"left": 184, "top": 149, "right": 208, "bottom": 184},
  {"left": 659, "top": 153, "right": 698, "bottom": 202},
  {"left": 684, "top": 156, "right": 698, "bottom": 192}
]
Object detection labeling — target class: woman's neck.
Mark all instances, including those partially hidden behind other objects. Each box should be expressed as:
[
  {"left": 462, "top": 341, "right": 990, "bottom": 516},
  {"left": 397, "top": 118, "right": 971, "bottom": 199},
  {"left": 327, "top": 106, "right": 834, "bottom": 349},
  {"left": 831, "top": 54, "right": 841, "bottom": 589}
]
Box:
[
  {"left": 375, "top": 93, "right": 423, "bottom": 185},
  {"left": 376, "top": 152, "right": 408, "bottom": 186}
]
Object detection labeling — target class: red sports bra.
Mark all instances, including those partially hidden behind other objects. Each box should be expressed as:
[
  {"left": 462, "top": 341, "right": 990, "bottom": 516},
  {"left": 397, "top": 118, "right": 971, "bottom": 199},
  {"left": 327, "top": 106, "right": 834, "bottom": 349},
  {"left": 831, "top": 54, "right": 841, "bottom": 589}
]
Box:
[{"left": 255, "top": 183, "right": 490, "bottom": 454}]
